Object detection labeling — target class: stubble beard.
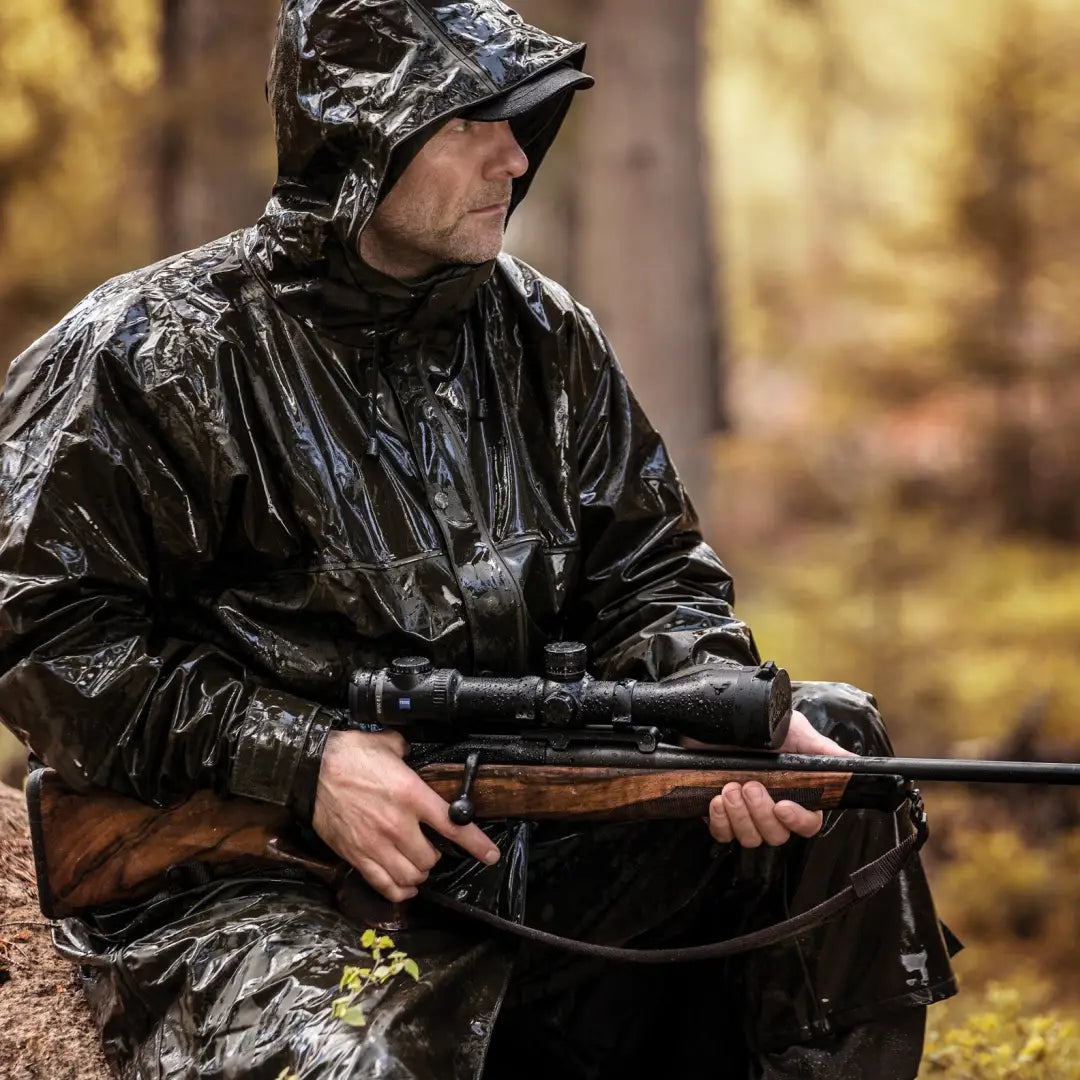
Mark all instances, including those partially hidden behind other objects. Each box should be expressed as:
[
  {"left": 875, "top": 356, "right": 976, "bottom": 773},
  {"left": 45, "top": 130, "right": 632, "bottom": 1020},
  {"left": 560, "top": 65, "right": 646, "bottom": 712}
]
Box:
[
  {"left": 363, "top": 188, "right": 510, "bottom": 278},
  {"left": 415, "top": 216, "right": 505, "bottom": 267}
]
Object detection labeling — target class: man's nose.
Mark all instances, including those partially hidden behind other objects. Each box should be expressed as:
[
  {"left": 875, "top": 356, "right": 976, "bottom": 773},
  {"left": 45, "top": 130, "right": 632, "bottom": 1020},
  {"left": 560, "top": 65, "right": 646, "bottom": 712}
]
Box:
[{"left": 485, "top": 121, "right": 529, "bottom": 180}]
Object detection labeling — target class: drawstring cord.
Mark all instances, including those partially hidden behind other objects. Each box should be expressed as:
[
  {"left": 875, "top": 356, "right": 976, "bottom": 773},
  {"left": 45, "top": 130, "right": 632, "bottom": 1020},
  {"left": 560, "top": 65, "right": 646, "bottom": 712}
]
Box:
[
  {"left": 475, "top": 351, "right": 489, "bottom": 423},
  {"left": 364, "top": 360, "right": 380, "bottom": 459},
  {"left": 472, "top": 304, "right": 490, "bottom": 424},
  {"left": 365, "top": 296, "right": 383, "bottom": 459},
  {"left": 364, "top": 290, "right": 494, "bottom": 456}
]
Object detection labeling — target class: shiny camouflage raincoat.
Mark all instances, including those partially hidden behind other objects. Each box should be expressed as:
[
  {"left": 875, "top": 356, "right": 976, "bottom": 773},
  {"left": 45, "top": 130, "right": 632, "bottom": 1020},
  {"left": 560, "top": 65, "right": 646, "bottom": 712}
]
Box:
[{"left": 0, "top": 1, "right": 957, "bottom": 1076}]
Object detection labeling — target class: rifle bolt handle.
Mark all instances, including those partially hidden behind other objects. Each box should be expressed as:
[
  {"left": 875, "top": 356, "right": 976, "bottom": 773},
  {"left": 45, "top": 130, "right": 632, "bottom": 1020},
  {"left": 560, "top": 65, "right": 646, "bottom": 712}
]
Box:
[
  {"left": 448, "top": 750, "right": 481, "bottom": 825},
  {"left": 449, "top": 795, "right": 476, "bottom": 826}
]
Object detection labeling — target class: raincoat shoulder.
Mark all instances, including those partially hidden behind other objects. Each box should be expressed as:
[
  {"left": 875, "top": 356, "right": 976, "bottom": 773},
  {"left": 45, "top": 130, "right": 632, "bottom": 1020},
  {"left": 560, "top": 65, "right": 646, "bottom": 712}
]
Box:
[
  {"left": 0, "top": 233, "right": 332, "bottom": 812},
  {"left": 492, "top": 251, "right": 633, "bottom": 407},
  {"left": 490, "top": 252, "right": 761, "bottom": 682}
]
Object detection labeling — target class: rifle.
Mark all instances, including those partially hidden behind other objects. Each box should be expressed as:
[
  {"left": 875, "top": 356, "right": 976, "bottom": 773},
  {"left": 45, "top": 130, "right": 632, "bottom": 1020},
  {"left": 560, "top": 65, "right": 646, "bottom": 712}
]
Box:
[{"left": 26, "top": 643, "right": 1080, "bottom": 940}]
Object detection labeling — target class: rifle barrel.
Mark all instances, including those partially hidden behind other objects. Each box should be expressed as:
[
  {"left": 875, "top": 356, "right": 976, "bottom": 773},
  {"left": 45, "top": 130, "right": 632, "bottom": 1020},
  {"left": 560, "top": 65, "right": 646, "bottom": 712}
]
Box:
[
  {"left": 413, "top": 738, "right": 1080, "bottom": 784},
  {"left": 654, "top": 748, "right": 1080, "bottom": 784},
  {"left": 621, "top": 747, "right": 1080, "bottom": 784},
  {"left": 774, "top": 753, "right": 1080, "bottom": 785}
]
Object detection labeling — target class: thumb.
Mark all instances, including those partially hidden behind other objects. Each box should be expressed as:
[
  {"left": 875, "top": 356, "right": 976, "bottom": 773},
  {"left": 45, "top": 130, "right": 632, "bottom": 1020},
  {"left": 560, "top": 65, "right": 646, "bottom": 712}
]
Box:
[
  {"left": 374, "top": 728, "right": 411, "bottom": 757},
  {"left": 793, "top": 728, "right": 856, "bottom": 758},
  {"left": 784, "top": 711, "right": 856, "bottom": 758}
]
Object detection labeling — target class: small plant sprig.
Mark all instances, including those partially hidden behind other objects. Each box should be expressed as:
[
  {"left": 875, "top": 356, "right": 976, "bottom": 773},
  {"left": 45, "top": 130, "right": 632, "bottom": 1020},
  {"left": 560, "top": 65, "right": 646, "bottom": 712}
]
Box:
[
  {"left": 330, "top": 928, "right": 421, "bottom": 1028},
  {"left": 274, "top": 1070, "right": 300, "bottom": 1080}
]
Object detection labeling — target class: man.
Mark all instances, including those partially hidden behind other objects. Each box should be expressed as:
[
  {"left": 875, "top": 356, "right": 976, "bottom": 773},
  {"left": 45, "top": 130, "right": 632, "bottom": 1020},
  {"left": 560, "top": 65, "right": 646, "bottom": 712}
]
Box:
[{"left": 0, "top": 2, "right": 956, "bottom": 1077}]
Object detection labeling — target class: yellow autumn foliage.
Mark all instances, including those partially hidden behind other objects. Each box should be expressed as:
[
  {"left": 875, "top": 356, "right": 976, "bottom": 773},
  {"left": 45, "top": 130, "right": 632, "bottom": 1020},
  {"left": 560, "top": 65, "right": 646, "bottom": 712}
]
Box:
[
  {"left": 734, "top": 511, "right": 1080, "bottom": 750},
  {"left": 921, "top": 983, "right": 1080, "bottom": 1079},
  {"left": 0, "top": 0, "right": 159, "bottom": 347}
]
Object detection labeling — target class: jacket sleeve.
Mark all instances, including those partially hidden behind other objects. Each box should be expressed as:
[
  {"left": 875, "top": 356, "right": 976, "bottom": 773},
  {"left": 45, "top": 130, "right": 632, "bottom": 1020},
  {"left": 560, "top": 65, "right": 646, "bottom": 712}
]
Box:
[
  {"left": 564, "top": 310, "right": 760, "bottom": 681},
  {"left": 0, "top": 311, "right": 331, "bottom": 819}
]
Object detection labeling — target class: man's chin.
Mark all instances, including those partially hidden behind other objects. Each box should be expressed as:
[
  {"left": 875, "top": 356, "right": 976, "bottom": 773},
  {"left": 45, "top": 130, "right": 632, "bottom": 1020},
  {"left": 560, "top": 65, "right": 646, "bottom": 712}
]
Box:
[
  {"left": 449, "top": 243, "right": 504, "bottom": 267},
  {"left": 438, "top": 224, "right": 506, "bottom": 267}
]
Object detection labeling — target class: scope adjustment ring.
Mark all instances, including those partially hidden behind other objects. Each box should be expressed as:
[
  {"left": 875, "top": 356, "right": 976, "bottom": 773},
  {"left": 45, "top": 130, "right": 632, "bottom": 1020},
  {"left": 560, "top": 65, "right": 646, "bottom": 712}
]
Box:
[
  {"left": 544, "top": 641, "right": 587, "bottom": 682},
  {"left": 430, "top": 669, "right": 453, "bottom": 710},
  {"left": 541, "top": 687, "right": 577, "bottom": 728},
  {"left": 390, "top": 657, "right": 433, "bottom": 677}
]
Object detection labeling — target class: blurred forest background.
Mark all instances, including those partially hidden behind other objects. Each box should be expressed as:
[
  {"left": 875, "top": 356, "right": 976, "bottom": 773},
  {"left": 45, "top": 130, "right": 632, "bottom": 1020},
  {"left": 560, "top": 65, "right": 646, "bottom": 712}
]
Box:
[{"left": 2, "top": 0, "right": 1080, "bottom": 1072}]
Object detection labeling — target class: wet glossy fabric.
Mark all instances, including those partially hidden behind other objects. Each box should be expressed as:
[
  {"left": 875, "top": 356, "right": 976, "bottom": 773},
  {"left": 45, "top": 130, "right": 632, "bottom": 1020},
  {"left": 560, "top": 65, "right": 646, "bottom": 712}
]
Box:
[
  {"left": 0, "top": 0, "right": 955, "bottom": 1074},
  {"left": 57, "top": 878, "right": 518, "bottom": 1079}
]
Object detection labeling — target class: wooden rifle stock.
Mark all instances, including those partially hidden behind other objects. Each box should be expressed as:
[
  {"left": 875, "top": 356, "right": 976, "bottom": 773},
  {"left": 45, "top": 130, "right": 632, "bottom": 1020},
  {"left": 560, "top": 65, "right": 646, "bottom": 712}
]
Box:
[{"left": 26, "top": 760, "right": 895, "bottom": 919}]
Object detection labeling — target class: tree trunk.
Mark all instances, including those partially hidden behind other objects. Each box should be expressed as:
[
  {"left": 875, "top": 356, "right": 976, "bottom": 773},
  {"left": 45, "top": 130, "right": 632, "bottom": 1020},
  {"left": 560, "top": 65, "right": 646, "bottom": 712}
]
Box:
[
  {"left": 504, "top": 0, "right": 586, "bottom": 290},
  {"left": 157, "top": 0, "right": 280, "bottom": 256},
  {"left": 511, "top": 0, "right": 725, "bottom": 501}
]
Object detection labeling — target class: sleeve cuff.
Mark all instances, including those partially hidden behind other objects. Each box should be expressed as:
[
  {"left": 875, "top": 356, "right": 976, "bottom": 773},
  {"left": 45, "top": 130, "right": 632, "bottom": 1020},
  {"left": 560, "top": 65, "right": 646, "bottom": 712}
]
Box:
[
  {"left": 287, "top": 711, "right": 333, "bottom": 825},
  {"left": 227, "top": 689, "right": 339, "bottom": 823}
]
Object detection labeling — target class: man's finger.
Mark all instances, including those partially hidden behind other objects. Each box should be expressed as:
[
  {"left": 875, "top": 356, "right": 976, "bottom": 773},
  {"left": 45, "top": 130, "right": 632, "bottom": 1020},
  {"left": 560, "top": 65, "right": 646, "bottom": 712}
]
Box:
[
  {"left": 775, "top": 801, "right": 824, "bottom": 838},
  {"left": 380, "top": 847, "right": 431, "bottom": 889},
  {"left": 354, "top": 856, "right": 420, "bottom": 903},
  {"left": 708, "top": 796, "right": 734, "bottom": 843},
  {"left": 418, "top": 790, "right": 501, "bottom": 865},
  {"left": 742, "top": 782, "right": 792, "bottom": 847},
  {"left": 721, "top": 783, "right": 763, "bottom": 848},
  {"left": 783, "top": 711, "right": 855, "bottom": 758},
  {"left": 396, "top": 830, "right": 443, "bottom": 874},
  {"left": 802, "top": 731, "right": 854, "bottom": 757}
]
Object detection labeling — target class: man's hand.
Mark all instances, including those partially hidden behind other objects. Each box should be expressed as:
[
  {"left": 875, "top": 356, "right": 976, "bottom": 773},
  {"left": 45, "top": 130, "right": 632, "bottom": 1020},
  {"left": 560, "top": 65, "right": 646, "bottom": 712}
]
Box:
[
  {"left": 691, "top": 709, "right": 855, "bottom": 848},
  {"left": 312, "top": 729, "right": 500, "bottom": 902}
]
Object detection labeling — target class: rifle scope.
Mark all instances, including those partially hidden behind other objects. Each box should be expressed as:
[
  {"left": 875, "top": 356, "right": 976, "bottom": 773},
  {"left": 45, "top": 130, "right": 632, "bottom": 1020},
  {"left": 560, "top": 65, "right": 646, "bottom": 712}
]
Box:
[{"left": 349, "top": 642, "right": 792, "bottom": 750}]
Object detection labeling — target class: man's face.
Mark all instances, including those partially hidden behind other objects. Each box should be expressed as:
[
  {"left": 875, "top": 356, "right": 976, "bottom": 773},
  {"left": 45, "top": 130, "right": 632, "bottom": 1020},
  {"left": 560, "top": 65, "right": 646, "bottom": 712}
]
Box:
[{"left": 360, "top": 118, "right": 529, "bottom": 280}]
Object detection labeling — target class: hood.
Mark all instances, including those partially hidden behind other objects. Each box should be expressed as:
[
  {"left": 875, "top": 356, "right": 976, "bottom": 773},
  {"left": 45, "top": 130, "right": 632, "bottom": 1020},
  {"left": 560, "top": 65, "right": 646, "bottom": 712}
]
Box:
[{"left": 246, "top": 0, "right": 587, "bottom": 338}]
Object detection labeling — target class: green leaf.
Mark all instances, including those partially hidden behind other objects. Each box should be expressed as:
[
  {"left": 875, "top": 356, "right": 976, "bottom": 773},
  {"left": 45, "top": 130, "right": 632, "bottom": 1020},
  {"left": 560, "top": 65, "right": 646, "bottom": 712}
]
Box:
[
  {"left": 340, "top": 1005, "right": 367, "bottom": 1027},
  {"left": 403, "top": 958, "right": 420, "bottom": 981},
  {"left": 389, "top": 960, "right": 403, "bottom": 976},
  {"left": 376, "top": 935, "right": 395, "bottom": 950},
  {"left": 389, "top": 950, "right": 407, "bottom": 960},
  {"left": 372, "top": 964, "right": 392, "bottom": 982},
  {"left": 339, "top": 966, "right": 362, "bottom": 991},
  {"left": 361, "top": 928, "right": 376, "bottom": 949}
]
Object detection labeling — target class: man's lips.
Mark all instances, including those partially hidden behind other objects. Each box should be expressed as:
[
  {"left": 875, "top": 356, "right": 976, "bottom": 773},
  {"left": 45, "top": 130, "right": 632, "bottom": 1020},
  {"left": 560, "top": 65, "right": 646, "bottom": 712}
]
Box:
[{"left": 469, "top": 202, "right": 510, "bottom": 214}]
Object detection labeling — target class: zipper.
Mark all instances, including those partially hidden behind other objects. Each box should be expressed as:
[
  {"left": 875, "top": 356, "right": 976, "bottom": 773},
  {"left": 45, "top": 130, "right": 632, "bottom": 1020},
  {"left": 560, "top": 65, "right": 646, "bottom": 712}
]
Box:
[
  {"left": 412, "top": 349, "right": 530, "bottom": 675},
  {"left": 406, "top": 0, "right": 498, "bottom": 91}
]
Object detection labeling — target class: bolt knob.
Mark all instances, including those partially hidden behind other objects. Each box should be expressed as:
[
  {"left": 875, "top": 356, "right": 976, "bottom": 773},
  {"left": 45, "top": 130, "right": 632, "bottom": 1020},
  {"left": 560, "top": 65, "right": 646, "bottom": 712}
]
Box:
[{"left": 448, "top": 796, "right": 476, "bottom": 826}]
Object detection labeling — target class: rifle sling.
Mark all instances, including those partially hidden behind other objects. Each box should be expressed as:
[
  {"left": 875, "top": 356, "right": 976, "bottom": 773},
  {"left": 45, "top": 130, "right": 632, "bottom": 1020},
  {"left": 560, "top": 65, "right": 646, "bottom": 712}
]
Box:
[{"left": 419, "top": 794, "right": 928, "bottom": 963}]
